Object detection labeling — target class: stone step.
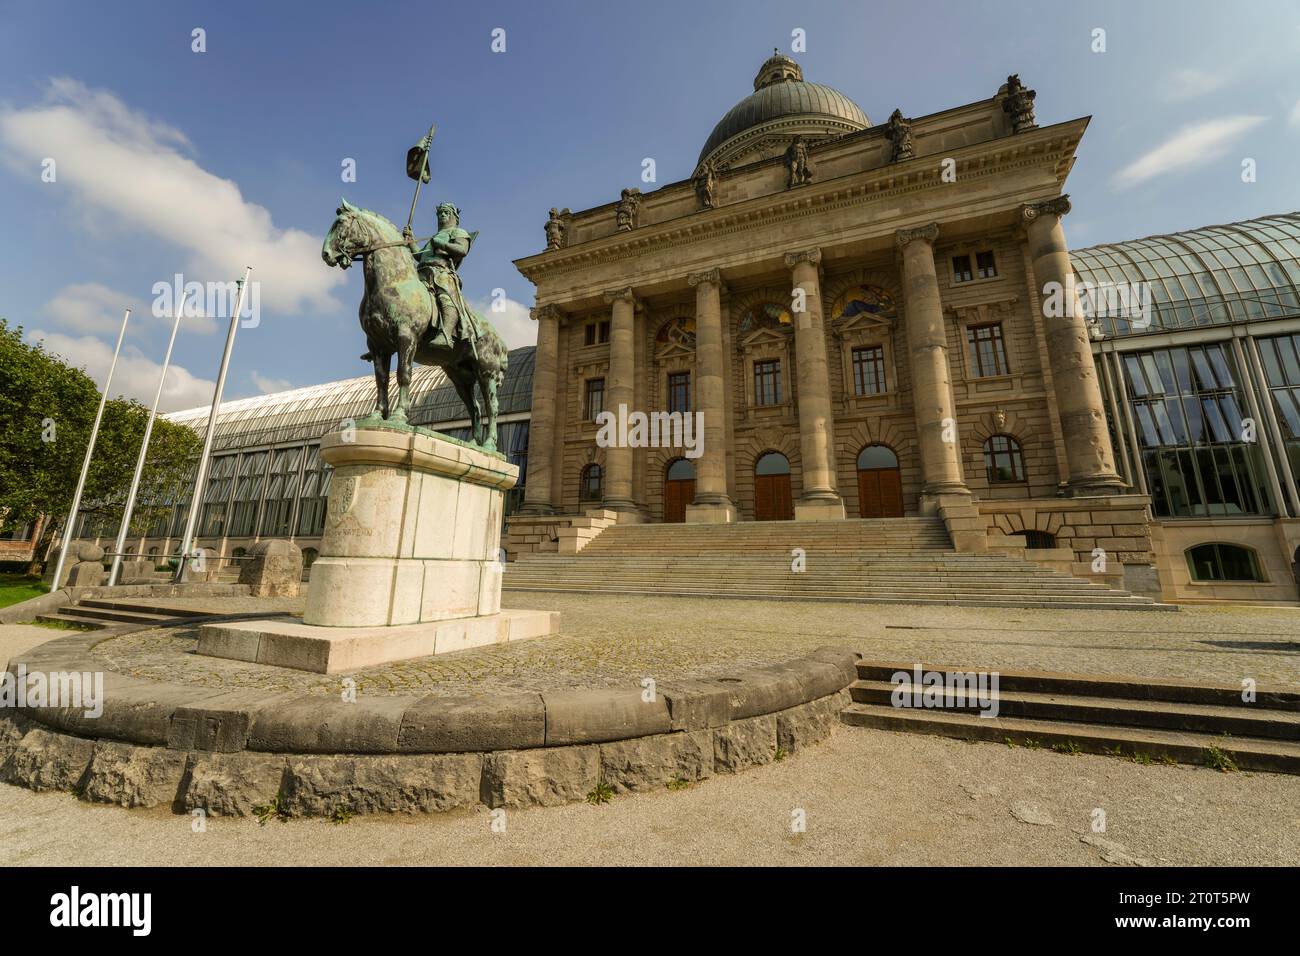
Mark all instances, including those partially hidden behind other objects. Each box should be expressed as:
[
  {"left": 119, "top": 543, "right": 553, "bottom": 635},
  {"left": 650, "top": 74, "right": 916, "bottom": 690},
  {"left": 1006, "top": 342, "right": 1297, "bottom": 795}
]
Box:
[
  {"left": 501, "top": 584, "right": 1163, "bottom": 609},
  {"left": 503, "top": 575, "right": 1125, "bottom": 594},
  {"left": 839, "top": 704, "right": 1300, "bottom": 773},
  {"left": 34, "top": 612, "right": 109, "bottom": 630},
  {"left": 854, "top": 661, "right": 1300, "bottom": 711},
  {"left": 849, "top": 680, "right": 1300, "bottom": 740},
  {"left": 51, "top": 605, "right": 179, "bottom": 625},
  {"left": 77, "top": 598, "right": 214, "bottom": 618}
]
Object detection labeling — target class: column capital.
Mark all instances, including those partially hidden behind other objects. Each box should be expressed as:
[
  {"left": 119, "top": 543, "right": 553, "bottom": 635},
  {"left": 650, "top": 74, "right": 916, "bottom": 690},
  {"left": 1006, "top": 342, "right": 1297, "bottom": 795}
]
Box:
[
  {"left": 894, "top": 223, "right": 940, "bottom": 249},
  {"left": 783, "top": 247, "right": 822, "bottom": 270},
  {"left": 1021, "top": 195, "right": 1071, "bottom": 225},
  {"left": 529, "top": 303, "right": 565, "bottom": 323},
  {"left": 602, "top": 286, "right": 638, "bottom": 306},
  {"left": 687, "top": 267, "right": 725, "bottom": 291}
]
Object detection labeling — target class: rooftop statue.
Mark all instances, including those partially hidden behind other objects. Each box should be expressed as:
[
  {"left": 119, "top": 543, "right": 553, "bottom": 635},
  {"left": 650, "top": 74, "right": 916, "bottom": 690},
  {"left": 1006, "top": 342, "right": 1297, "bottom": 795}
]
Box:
[{"left": 320, "top": 124, "right": 508, "bottom": 452}]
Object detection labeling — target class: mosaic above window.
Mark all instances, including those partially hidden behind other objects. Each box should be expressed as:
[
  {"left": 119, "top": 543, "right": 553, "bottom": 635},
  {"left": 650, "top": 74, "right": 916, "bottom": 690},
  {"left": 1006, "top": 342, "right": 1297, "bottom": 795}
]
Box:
[
  {"left": 738, "top": 302, "right": 793, "bottom": 334},
  {"left": 831, "top": 285, "right": 896, "bottom": 323},
  {"left": 655, "top": 316, "right": 697, "bottom": 349}
]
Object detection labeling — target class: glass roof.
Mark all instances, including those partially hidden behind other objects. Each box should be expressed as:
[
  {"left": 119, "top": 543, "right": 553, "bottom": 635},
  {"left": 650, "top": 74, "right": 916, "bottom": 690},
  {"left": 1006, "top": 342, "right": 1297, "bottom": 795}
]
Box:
[
  {"left": 167, "top": 346, "right": 535, "bottom": 452},
  {"left": 1073, "top": 212, "right": 1300, "bottom": 337}
]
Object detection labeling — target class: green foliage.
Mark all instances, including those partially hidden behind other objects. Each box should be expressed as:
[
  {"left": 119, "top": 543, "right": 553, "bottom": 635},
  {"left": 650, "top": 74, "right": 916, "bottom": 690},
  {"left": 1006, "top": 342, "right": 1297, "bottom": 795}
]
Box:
[
  {"left": 1203, "top": 739, "right": 1239, "bottom": 773},
  {"left": 666, "top": 777, "right": 692, "bottom": 791},
  {"left": 1050, "top": 740, "right": 1083, "bottom": 756},
  {"left": 0, "top": 573, "right": 48, "bottom": 608},
  {"left": 585, "top": 781, "right": 615, "bottom": 805},
  {"left": 0, "top": 319, "right": 201, "bottom": 564},
  {"left": 330, "top": 806, "right": 354, "bottom": 825},
  {"left": 254, "top": 796, "right": 291, "bottom": 825},
  {"left": 773, "top": 746, "right": 788, "bottom": 762},
  {"left": 1130, "top": 751, "right": 1152, "bottom": 766}
]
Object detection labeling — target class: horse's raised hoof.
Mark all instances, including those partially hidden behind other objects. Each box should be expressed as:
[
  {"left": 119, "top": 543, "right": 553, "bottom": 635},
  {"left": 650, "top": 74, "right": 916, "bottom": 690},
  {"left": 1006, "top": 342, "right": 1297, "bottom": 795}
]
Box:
[{"left": 360, "top": 352, "right": 373, "bottom": 361}]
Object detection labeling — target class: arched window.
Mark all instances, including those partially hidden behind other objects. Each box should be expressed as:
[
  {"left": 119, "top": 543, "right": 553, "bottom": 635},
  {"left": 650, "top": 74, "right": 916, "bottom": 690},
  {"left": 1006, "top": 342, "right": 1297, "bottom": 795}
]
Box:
[
  {"left": 666, "top": 458, "right": 695, "bottom": 481},
  {"left": 1022, "top": 530, "right": 1056, "bottom": 549},
  {"left": 755, "top": 452, "right": 791, "bottom": 475},
  {"left": 983, "top": 435, "right": 1025, "bottom": 483},
  {"left": 1186, "top": 543, "right": 1264, "bottom": 582},
  {"left": 579, "top": 463, "right": 603, "bottom": 501},
  {"left": 302, "top": 547, "right": 319, "bottom": 571},
  {"left": 856, "top": 444, "right": 898, "bottom": 470}
]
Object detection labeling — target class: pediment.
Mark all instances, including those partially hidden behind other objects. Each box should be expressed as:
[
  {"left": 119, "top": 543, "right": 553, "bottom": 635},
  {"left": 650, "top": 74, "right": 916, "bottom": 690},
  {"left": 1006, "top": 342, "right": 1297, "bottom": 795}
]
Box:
[{"left": 740, "top": 326, "right": 791, "bottom": 350}]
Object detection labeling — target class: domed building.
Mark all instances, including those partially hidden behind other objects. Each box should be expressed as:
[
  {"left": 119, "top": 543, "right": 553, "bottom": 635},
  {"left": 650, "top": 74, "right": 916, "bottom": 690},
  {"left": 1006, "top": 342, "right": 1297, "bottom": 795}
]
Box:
[
  {"left": 696, "top": 50, "right": 871, "bottom": 171},
  {"left": 510, "top": 52, "right": 1300, "bottom": 605}
]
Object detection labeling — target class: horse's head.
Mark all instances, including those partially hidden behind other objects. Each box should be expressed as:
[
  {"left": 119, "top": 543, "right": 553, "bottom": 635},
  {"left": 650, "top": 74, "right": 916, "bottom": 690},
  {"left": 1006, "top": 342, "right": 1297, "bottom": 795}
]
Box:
[{"left": 322, "top": 198, "right": 398, "bottom": 270}]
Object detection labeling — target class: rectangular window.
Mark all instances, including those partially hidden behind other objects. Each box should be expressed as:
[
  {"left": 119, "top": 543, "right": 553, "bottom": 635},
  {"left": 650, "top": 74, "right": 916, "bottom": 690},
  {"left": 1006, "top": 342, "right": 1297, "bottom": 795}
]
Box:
[
  {"left": 966, "top": 323, "right": 1008, "bottom": 377},
  {"left": 599, "top": 321, "right": 610, "bottom": 344},
  {"left": 754, "top": 359, "right": 782, "bottom": 406},
  {"left": 585, "top": 378, "right": 605, "bottom": 420},
  {"left": 952, "top": 254, "right": 973, "bottom": 283},
  {"left": 976, "top": 251, "right": 998, "bottom": 279},
  {"left": 584, "top": 324, "right": 596, "bottom": 347},
  {"left": 852, "top": 345, "right": 886, "bottom": 396},
  {"left": 199, "top": 455, "right": 239, "bottom": 537},
  {"left": 667, "top": 371, "right": 691, "bottom": 413},
  {"left": 296, "top": 445, "right": 332, "bottom": 536},
  {"left": 259, "top": 446, "right": 303, "bottom": 536}
]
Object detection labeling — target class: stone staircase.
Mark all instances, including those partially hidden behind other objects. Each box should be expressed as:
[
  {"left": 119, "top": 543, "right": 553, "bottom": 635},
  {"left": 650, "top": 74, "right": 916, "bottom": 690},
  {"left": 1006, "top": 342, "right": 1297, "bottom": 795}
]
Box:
[
  {"left": 841, "top": 660, "right": 1300, "bottom": 773},
  {"left": 36, "top": 598, "right": 216, "bottom": 630},
  {"left": 502, "top": 517, "right": 1168, "bottom": 610}
]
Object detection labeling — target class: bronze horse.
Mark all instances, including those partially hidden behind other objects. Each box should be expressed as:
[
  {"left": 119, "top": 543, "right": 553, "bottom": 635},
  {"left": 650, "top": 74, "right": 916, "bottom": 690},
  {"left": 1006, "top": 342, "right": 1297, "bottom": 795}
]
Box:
[{"left": 321, "top": 199, "right": 508, "bottom": 451}]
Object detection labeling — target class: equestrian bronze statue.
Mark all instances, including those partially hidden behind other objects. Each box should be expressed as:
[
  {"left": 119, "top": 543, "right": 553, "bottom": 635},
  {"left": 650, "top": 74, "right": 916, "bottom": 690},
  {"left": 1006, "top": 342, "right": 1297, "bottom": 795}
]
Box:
[{"left": 320, "top": 124, "right": 508, "bottom": 451}]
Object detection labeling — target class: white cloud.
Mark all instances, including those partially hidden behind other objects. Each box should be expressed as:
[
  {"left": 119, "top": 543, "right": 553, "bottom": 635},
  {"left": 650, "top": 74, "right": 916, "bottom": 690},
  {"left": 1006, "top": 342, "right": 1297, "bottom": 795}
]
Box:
[
  {"left": 42, "top": 283, "right": 143, "bottom": 335},
  {"left": 0, "top": 78, "right": 344, "bottom": 316},
  {"left": 27, "top": 328, "right": 216, "bottom": 412},
  {"left": 471, "top": 295, "right": 536, "bottom": 351},
  {"left": 1289, "top": 99, "right": 1300, "bottom": 128},
  {"left": 1112, "top": 115, "right": 1267, "bottom": 189},
  {"left": 251, "top": 370, "right": 293, "bottom": 394},
  {"left": 1162, "top": 68, "right": 1229, "bottom": 102}
]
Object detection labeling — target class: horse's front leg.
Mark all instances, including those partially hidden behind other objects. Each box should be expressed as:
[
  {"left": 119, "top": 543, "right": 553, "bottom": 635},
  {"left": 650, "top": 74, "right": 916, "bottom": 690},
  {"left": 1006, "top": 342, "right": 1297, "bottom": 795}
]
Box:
[
  {"left": 371, "top": 348, "right": 391, "bottom": 419},
  {"left": 391, "top": 329, "right": 417, "bottom": 423}
]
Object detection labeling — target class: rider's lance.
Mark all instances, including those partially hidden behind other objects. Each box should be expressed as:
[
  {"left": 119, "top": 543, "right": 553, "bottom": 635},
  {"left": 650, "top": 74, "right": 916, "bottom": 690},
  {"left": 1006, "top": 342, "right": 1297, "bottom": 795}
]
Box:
[{"left": 404, "top": 122, "right": 436, "bottom": 236}]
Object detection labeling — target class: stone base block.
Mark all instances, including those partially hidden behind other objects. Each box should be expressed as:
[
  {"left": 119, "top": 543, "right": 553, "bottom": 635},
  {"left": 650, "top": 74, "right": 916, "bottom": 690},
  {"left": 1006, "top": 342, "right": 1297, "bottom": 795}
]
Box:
[
  {"left": 793, "top": 497, "right": 846, "bottom": 521},
  {"left": 685, "top": 500, "right": 737, "bottom": 524},
  {"left": 195, "top": 608, "right": 560, "bottom": 674}
]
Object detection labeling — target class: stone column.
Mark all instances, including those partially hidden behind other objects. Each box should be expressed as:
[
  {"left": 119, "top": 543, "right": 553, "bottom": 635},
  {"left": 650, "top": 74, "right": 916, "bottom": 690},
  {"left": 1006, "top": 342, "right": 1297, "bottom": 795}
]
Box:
[
  {"left": 686, "top": 268, "right": 736, "bottom": 523},
  {"left": 519, "top": 304, "right": 562, "bottom": 514},
  {"left": 602, "top": 286, "right": 638, "bottom": 514},
  {"left": 785, "top": 248, "right": 845, "bottom": 520},
  {"left": 895, "top": 224, "right": 969, "bottom": 503},
  {"left": 1022, "top": 196, "right": 1124, "bottom": 494}
]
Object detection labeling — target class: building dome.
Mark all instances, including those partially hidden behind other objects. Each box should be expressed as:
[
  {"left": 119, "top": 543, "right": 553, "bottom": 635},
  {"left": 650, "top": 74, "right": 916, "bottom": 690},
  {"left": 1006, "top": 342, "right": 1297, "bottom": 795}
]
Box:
[{"left": 696, "top": 51, "right": 871, "bottom": 171}]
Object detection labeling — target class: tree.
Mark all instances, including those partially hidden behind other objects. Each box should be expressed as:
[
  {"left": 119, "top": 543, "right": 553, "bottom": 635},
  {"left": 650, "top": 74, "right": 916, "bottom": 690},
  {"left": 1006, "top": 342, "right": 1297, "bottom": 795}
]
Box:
[{"left": 0, "top": 319, "right": 202, "bottom": 573}]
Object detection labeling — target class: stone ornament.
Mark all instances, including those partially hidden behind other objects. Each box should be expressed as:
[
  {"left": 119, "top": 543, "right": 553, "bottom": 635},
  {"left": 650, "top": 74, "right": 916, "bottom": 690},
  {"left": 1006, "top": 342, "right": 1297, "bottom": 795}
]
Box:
[
  {"left": 785, "top": 135, "right": 815, "bottom": 188},
  {"left": 693, "top": 160, "right": 717, "bottom": 209},
  {"left": 603, "top": 286, "right": 637, "bottom": 305},
  {"left": 544, "top": 207, "right": 570, "bottom": 250},
  {"left": 894, "top": 223, "right": 940, "bottom": 248},
  {"left": 615, "top": 188, "right": 642, "bottom": 231},
  {"left": 687, "top": 267, "right": 724, "bottom": 290},
  {"left": 1002, "top": 74, "right": 1037, "bottom": 133},
  {"left": 529, "top": 303, "right": 564, "bottom": 324},
  {"left": 783, "top": 248, "right": 823, "bottom": 269},
  {"left": 1021, "top": 195, "right": 1072, "bottom": 224},
  {"left": 886, "top": 108, "right": 914, "bottom": 162}
]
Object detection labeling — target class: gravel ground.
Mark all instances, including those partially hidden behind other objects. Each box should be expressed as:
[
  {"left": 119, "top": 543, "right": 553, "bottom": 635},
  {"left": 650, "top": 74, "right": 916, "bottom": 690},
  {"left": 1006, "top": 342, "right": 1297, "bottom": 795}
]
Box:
[
  {"left": 0, "top": 725, "right": 1295, "bottom": 866},
  {"left": 80, "top": 593, "right": 1300, "bottom": 696}
]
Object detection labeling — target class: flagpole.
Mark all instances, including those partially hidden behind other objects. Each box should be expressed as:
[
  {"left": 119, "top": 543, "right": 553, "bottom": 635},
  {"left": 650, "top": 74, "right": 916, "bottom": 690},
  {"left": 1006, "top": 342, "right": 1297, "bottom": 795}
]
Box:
[
  {"left": 173, "top": 267, "right": 251, "bottom": 582},
  {"left": 108, "top": 289, "right": 191, "bottom": 586},
  {"left": 50, "top": 308, "right": 132, "bottom": 588}
]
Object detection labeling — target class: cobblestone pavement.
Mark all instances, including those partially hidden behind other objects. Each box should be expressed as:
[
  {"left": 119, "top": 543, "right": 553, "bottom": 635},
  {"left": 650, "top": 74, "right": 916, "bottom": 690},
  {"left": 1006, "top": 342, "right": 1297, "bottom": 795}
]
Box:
[
  {"left": 1, "top": 725, "right": 1296, "bottom": 866},
  {"left": 80, "top": 593, "right": 1300, "bottom": 696}
]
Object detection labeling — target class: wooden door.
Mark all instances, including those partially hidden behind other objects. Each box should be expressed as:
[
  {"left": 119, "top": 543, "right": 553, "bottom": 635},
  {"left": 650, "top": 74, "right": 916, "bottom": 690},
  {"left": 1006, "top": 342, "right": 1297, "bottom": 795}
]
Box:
[
  {"left": 858, "top": 468, "right": 903, "bottom": 518},
  {"left": 663, "top": 479, "right": 694, "bottom": 523},
  {"left": 754, "top": 473, "right": 793, "bottom": 521}
]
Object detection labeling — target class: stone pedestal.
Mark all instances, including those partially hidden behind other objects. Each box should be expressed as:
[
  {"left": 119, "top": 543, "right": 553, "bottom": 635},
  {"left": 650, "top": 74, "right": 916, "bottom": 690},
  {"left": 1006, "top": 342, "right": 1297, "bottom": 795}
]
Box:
[
  {"left": 198, "top": 425, "right": 558, "bottom": 673},
  {"left": 238, "top": 540, "right": 302, "bottom": 598}
]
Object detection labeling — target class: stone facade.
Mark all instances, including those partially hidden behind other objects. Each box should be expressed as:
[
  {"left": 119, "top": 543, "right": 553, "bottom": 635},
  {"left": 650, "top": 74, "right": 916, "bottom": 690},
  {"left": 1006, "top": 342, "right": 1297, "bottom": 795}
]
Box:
[{"left": 512, "top": 53, "right": 1154, "bottom": 581}]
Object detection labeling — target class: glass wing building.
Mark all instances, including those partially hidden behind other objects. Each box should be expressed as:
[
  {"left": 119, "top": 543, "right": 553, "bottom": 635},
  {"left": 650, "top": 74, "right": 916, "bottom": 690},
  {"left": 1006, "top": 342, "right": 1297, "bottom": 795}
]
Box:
[
  {"left": 71, "top": 347, "right": 534, "bottom": 574},
  {"left": 1079, "top": 213, "right": 1300, "bottom": 601}
]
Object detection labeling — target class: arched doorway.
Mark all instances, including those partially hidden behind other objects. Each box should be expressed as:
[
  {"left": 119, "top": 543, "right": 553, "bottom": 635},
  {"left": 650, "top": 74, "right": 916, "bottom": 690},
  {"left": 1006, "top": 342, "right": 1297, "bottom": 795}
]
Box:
[
  {"left": 754, "top": 452, "right": 793, "bottom": 521},
  {"left": 857, "top": 444, "right": 903, "bottom": 518},
  {"left": 663, "top": 458, "right": 695, "bottom": 523}
]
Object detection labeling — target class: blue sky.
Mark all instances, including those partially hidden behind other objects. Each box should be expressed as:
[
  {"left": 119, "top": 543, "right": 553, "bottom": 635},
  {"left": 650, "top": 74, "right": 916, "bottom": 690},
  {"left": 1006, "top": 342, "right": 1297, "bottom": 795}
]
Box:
[{"left": 2, "top": 0, "right": 1298, "bottom": 410}]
